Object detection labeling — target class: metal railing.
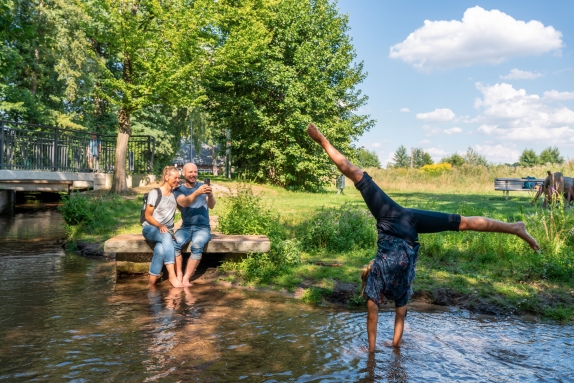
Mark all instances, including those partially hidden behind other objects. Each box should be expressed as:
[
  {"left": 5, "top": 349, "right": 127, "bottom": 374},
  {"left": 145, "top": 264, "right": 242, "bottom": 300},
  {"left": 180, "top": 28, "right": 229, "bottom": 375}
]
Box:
[{"left": 0, "top": 120, "right": 155, "bottom": 173}]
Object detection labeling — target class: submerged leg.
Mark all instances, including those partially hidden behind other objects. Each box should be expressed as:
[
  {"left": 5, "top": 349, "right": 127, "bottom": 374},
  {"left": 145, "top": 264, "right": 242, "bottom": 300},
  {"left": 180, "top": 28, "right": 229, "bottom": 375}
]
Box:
[
  {"left": 459, "top": 216, "right": 540, "bottom": 251},
  {"left": 307, "top": 123, "right": 363, "bottom": 183}
]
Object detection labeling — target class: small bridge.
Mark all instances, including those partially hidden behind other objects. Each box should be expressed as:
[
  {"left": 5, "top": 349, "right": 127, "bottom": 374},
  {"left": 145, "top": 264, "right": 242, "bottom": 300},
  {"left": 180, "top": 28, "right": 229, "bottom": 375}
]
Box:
[{"left": 0, "top": 120, "right": 155, "bottom": 212}]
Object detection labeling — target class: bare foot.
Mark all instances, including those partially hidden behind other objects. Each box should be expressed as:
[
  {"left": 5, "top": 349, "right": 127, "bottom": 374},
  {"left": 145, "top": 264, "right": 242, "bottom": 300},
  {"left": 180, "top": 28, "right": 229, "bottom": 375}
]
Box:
[
  {"left": 182, "top": 279, "right": 193, "bottom": 288},
  {"left": 169, "top": 276, "right": 183, "bottom": 288},
  {"left": 384, "top": 340, "right": 400, "bottom": 348},
  {"left": 513, "top": 222, "right": 540, "bottom": 251},
  {"left": 306, "top": 123, "right": 326, "bottom": 144}
]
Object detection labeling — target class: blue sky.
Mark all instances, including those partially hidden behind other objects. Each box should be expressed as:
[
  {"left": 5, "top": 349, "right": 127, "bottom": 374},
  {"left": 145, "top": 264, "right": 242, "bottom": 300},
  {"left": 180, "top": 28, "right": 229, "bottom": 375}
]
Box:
[{"left": 335, "top": 0, "right": 574, "bottom": 166}]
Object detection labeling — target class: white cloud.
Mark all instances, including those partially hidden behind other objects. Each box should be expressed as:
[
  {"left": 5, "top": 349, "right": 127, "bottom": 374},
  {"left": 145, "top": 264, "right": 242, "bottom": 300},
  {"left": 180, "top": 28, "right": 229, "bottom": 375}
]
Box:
[
  {"left": 422, "top": 125, "right": 441, "bottom": 136},
  {"left": 416, "top": 108, "right": 456, "bottom": 122},
  {"left": 543, "top": 90, "right": 574, "bottom": 101},
  {"left": 372, "top": 142, "right": 381, "bottom": 148},
  {"left": 389, "top": 6, "right": 563, "bottom": 70},
  {"left": 473, "top": 83, "right": 574, "bottom": 142},
  {"left": 418, "top": 139, "right": 431, "bottom": 145},
  {"left": 399, "top": 107, "right": 410, "bottom": 113},
  {"left": 426, "top": 147, "right": 449, "bottom": 162},
  {"left": 474, "top": 144, "right": 520, "bottom": 163},
  {"left": 500, "top": 69, "right": 543, "bottom": 80},
  {"left": 444, "top": 127, "right": 462, "bottom": 135}
]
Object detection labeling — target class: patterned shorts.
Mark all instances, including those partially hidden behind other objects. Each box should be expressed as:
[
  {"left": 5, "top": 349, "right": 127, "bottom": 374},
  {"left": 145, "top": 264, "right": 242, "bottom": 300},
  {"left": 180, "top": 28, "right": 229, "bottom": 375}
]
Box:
[{"left": 364, "top": 234, "right": 420, "bottom": 308}]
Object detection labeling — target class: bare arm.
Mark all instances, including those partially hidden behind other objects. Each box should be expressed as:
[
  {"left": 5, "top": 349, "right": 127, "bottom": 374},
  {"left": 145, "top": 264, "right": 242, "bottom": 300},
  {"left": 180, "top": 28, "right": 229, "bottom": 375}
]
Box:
[
  {"left": 392, "top": 306, "right": 407, "bottom": 347},
  {"left": 367, "top": 299, "right": 379, "bottom": 352},
  {"left": 207, "top": 192, "right": 216, "bottom": 209},
  {"left": 144, "top": 205, "right": 169, "bottom": 233},
  {"left": 177, "top": 185, "right": 212, "bottom": 208}
]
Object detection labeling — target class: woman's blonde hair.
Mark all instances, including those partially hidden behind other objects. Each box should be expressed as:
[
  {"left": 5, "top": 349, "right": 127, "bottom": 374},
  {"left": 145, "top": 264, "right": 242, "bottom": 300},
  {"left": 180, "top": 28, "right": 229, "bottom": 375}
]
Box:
[
  {"left": 360, "top": 260, "right": 374, "bottom": 299},
  {"left": 159, "top": 166, "right": 179, "bottom": 186}
]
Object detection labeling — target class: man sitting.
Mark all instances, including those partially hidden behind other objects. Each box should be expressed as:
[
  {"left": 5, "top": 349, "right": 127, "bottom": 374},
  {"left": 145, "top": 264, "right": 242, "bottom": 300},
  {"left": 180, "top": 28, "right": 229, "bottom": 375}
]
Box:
[{"left": 173, "top": 163, "right": 216, "bottom": 286}]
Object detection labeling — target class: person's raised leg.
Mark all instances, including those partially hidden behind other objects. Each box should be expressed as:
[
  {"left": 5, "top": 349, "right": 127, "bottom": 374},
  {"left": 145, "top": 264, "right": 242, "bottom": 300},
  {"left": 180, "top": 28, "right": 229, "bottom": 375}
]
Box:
[
  {"left": 459, "top": 216, "right": 540, "bottom": 251},
  {"left": 307, "top": 123, "right": 363, "bottom": 183}
]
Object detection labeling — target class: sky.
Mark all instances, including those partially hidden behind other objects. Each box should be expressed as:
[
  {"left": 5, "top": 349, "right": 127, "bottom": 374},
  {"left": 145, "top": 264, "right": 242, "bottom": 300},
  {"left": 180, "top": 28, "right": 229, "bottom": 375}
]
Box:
[{"left": 335, "top": 0, "right": 574, "bottom": 166}]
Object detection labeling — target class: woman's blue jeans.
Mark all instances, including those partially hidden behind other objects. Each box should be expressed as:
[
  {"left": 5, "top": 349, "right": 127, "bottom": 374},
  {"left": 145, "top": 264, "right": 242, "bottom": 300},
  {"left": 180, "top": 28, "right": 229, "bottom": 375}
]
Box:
[{"left": 142, "top": 225, "right": 175, "bottom": 276}]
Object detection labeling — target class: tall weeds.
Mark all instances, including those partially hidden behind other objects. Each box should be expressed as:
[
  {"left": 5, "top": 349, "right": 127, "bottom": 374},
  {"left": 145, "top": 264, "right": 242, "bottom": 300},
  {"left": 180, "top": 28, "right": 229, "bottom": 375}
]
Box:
[{"left": 365, "top": 161, "right": 574, "bottom": 193}]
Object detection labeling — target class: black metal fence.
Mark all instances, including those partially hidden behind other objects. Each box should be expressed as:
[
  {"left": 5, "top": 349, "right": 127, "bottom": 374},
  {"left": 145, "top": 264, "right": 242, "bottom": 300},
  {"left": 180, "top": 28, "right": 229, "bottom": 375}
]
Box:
[{"left": 0, "top": 120, "right": 155, "bottom": 173}]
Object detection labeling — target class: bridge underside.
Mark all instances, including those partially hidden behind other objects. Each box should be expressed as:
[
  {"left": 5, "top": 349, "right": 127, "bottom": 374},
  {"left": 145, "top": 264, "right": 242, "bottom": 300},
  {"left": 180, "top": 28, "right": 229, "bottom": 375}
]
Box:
[{"left": 0, "top": 170, "right": 155, "bottom": 192}]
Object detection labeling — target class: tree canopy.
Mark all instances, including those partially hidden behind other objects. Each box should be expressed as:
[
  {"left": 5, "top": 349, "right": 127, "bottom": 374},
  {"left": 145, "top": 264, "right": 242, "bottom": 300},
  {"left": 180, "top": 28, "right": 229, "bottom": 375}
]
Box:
[
  {"left": 1, "top": 0, "right": 373, "bottom": 192},
  {"left": 356, "top": 147, "right": 381, "bottom": 169}
]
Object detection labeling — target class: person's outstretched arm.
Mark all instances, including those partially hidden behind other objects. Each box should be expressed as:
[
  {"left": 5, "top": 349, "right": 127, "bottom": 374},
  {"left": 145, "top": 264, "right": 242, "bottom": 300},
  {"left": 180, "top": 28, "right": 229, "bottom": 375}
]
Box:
[
  {"left": 367, "top": 299, "right": 379, "bottom": 352},
  {"left": 391, "top": 306, "right": 407, "bottom": 347}
]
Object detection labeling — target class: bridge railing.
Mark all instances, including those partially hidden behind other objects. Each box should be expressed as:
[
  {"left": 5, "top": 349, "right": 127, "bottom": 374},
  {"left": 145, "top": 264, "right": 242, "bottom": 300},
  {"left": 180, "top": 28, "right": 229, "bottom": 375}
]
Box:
[{"left": 0, "top": 120, "right": 155, "bottom": 173}]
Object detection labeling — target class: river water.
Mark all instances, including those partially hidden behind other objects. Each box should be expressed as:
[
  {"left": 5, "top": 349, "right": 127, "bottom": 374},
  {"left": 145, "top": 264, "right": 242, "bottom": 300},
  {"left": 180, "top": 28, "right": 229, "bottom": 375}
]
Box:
[{"left": 0, "top": 207, "right": 573, "bottom": 382}]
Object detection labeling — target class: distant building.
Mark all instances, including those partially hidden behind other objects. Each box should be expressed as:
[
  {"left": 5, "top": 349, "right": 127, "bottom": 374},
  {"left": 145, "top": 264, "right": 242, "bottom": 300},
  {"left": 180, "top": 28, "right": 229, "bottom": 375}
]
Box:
[{"left": 173, "top": 141, "right": 224, "bottom": 174}]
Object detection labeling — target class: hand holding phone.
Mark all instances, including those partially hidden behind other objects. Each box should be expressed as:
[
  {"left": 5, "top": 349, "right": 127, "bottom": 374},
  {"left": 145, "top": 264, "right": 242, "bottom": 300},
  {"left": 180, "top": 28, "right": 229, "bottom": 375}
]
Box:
[{"left": 204, "top": 178, "right": 210, "bottom": 186}]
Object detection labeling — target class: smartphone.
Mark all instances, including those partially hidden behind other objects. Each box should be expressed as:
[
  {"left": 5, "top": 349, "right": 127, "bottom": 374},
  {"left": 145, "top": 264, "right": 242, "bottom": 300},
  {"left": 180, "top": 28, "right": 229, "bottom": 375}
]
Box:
[
  {"left": 168, "top": 229, "right": 177, "bottom": 242},
  {"left": 204, "top": 178, "right": 210, "bottom": 186}
]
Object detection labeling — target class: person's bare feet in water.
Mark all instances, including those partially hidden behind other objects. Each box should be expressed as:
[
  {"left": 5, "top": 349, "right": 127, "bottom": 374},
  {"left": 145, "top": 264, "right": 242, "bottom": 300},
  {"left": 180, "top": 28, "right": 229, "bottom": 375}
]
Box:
[
  {"left": 169, "top": 275, "right": 183, "bottom": 288},
  {"left": 307, "top": 123, "right": 326, "bottom": 144},
  {"left": 513, "top": 221, "right": 540, "bottom": 251}
]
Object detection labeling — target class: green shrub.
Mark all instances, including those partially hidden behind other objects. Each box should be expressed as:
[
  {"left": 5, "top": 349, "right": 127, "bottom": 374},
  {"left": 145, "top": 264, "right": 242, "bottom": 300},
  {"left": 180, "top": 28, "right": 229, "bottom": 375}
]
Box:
[
  {"left": 219, "top": 185, "right": 301, "bottom": 283},
  {"left": 298, "top": 203, "right": 377, "bottom": 252},
  {"left": 59, "top": 193, "right": 94, "bottom": 225}
]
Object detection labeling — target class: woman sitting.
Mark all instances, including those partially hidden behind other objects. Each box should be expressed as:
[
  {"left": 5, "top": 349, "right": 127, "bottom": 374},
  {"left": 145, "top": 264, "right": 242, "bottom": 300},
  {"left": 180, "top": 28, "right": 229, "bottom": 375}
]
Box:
[{"left": 142, "top": 166, "right": 183, "bottom": 288}]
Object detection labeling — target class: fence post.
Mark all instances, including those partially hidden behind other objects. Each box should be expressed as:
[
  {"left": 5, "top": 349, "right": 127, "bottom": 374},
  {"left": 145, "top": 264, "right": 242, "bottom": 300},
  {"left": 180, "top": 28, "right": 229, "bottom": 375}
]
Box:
[
  {"left": 149, "top": 136, "right": 155, "bottom": 173},
  {"left": 0, "top": 121, "right": 4, "bottom": 169},
  {"left": 128, "top": 151, "right": 134, "bottom": 172},
  {"left": 53, "top": 128, "right": 59, "bottom": 171}
]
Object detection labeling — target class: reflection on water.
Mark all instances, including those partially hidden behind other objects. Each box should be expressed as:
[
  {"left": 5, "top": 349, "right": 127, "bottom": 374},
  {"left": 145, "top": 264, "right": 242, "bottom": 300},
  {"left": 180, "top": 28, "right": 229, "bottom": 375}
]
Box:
[{"left": 0, "top": 209, "right": 573, "bottom": 382}]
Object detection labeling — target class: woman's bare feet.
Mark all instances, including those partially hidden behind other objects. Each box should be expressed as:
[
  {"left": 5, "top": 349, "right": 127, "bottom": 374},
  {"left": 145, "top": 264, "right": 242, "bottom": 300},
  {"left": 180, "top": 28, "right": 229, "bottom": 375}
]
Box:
[
  {"left": 513, "top": 222, "right": 540, "bottom": 251},
  {"left": 169, "top": 276, "right": 183, "bottom": 288},
  {"left": 182, "top": 279, "right": 193, "bottom": 288},
  {"left": 307, "top": 123, "right": 326, "bottom": 144}
]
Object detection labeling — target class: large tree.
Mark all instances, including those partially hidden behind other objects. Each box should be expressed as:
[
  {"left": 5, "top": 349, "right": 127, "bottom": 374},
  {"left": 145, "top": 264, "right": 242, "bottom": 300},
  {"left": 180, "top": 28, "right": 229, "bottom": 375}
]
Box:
[
  {"left": 356, "top": 147, "right": 381, "bottom": 169},
  {"left": 202, "top": 0, "right": 373, "bottom": 190},
  {"left": 519, "top": 149, "right": 539, "bottom": 167},
  {"left": 539, "top": 146, "right": 563, "bottom": 165},
  {"left": 412, "top": 147, "right": 433, "bottom": 168},
  {"left": 391, "top": 145, "right": 410, "bottom": 168},
  {"left": 58, "top": 0, "right": 217, "bottom": 193}
]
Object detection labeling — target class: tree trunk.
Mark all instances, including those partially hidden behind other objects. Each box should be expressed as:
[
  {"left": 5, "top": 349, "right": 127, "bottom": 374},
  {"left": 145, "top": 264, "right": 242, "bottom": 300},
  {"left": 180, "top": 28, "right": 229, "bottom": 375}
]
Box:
[
  {"left": 210, "top": 144, "right": 218, "bottom": 175},
  {"left": 110, "top": 107, "right": 131, "bottom": 194}
]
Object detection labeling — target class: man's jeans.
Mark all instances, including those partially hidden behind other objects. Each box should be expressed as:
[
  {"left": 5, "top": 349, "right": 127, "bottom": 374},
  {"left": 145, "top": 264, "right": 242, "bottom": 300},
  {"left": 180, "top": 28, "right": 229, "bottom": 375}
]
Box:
[
  {"left": 174, "top": 225, "right": 211, "bottom": 260},
  {"left": 142, "top": 225, "right": 175, "bottom": 276}
]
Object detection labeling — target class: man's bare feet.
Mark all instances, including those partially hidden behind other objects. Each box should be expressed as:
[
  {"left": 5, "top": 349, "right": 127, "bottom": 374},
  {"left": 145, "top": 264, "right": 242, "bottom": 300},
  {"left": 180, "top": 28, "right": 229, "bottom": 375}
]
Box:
[
  {"left": 513, "top": 222, "right": 540, "bottom": 251},
  {"left": 307, "top": 123, "right": 326, "bottom": 144}
]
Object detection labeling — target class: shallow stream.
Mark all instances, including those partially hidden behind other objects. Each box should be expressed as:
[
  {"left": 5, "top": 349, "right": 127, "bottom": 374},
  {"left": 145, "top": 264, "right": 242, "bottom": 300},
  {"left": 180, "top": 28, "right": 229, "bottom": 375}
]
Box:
[{"left": 0, "top": 207, "right": 572, "bottom": 382}]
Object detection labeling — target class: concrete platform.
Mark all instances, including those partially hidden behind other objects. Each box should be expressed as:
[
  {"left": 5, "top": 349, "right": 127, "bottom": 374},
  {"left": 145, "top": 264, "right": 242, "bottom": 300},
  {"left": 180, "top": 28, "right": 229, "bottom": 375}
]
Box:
[
  {"left": 105, "top": 219, "right": 270, "bottom": 274},
  {"left": 104, "top": 233, "right": 271, "bottom": 254}
]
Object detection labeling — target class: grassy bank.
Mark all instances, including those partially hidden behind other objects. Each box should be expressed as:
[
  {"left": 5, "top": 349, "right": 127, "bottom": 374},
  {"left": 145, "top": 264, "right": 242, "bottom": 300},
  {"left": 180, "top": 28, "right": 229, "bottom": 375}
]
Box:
[{"left": 61, "top": 169, "right": 574, "bottom": 320}]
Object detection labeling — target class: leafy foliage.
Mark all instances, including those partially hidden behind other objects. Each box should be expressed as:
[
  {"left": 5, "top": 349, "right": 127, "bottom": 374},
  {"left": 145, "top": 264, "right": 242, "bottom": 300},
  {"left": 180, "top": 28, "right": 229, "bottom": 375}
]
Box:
[
  {"left": 356, "top": 147, "right": 381, "bottom": 169},
  {"left": 440, "top": 153, "right": 466, "bottom": 167},
  {"left": 519, "top": 149, "right": 539, "bottom": 167},
  {"left": 539, "top": 146, "right": 564, "bottom": 165},
  {"left": 463, "top": 147, "right": 488, "bottom": 167},
  {"left": 297, "top": 203, "right": 377, "bottom": 252},
  {"left": 413, "top": 147, "right": 433, "bottom": 168},
  {"left": 391, "top": 145, "right": 410, "bottom": 168},
  {"left": 202, "top": 0, "right": 373, "bottom": 190}
]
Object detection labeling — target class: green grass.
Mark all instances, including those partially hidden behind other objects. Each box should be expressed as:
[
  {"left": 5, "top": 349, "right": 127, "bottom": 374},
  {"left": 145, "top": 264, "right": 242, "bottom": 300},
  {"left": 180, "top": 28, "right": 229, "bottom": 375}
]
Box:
[{"left": 62, "top": 176, "right": 574, "bottom": 320}]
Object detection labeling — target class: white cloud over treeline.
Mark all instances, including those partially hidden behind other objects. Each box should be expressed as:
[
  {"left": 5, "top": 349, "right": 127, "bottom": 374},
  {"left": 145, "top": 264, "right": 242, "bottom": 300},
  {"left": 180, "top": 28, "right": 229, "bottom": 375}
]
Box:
[
  {"left": 474, "top": 83, "right": 574, "bottom": 142},
  {"left": 389, "top": 6, "right": 563, "bottom": 70}
]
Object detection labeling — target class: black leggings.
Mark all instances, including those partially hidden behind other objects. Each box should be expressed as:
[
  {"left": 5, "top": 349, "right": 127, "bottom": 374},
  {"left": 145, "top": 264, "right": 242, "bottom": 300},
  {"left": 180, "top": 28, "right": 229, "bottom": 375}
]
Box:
[{"left": 355, "top": 172, "right": 461, "bottom": 245}]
